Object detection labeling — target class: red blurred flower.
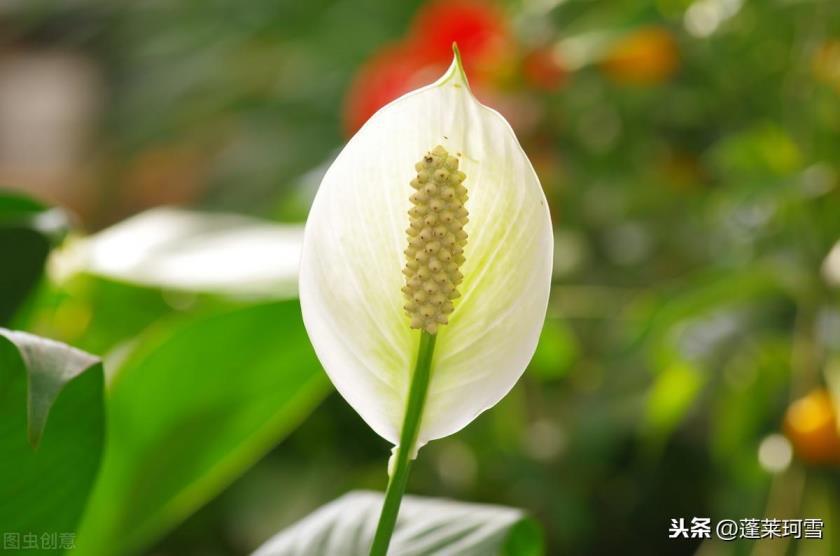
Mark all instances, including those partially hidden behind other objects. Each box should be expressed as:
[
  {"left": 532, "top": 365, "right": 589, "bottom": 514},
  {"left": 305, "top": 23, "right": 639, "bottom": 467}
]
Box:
[
  {"left": 343, "top": 0, "right": 513, "bottom": 136},
  {"left": 523, "top": 46, "right": 567, "bottom": 91},
  {"left": 343, "top": 44, "right": 433, "bottom": 136},
  {"left": 407, "top": 0, "right": 511, "bottom": 77}
]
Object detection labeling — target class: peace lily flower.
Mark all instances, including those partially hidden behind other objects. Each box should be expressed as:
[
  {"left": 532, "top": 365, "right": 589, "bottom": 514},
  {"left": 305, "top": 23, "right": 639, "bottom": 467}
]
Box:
[{"left": 299, "top": 46, "right": 552, "bottom": 555}]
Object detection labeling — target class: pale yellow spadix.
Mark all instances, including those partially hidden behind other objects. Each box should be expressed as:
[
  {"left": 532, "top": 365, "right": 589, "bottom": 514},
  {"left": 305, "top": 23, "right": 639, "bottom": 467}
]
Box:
[{"left": 299, "top": 52, "right": 553, "bottom": 453}]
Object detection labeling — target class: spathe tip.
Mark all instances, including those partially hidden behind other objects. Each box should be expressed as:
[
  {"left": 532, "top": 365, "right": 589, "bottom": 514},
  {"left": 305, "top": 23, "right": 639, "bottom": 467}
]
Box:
[{"left": 449, "top": 42, "right": 470, "bottom": 90}]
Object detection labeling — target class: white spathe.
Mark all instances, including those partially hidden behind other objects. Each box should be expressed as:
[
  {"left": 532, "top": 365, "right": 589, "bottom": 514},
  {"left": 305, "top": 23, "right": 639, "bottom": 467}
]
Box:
[{"left": 299, "top": 54, "right": 553, "bottom": 451}]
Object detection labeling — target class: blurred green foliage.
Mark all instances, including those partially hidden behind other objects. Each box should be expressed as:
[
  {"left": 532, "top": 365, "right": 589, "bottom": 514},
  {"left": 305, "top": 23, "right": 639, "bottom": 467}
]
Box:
[
  {"left": 0, "top": 193, "right": 67, "bottom": 323},
  {"left": 2, "top": 0, "right": 840, "bottom": 554},
  {"left": 76, "top": 300, "right": 328, "bottom": 555}
]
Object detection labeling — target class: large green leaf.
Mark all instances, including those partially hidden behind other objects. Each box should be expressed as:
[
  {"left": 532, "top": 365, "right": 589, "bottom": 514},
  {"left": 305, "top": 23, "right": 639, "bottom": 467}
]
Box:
[
  {"left": 0, "top": 191, "right": 68, "bottom": 323},
  {"left": 0, "top": 329, "right": 104, "bottom": 553},
  {"left": 253, "top": 491, "right": 543, "bottom": 556},
  {"left": 75, "top": 300, "right": 329, "bottom": 555},
  {"left": 55, "top": 207, "right": 302, "bottom": 298}
]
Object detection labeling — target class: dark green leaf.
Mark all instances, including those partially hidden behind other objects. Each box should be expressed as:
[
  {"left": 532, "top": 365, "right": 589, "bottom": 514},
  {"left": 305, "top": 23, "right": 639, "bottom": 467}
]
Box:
[
  {"left": 0, "top": 329, "right": 104, "bottom": 551},
  {"left": 0, "top": 191, "right": 69, "bottom": 323},
  {"left": 254, "top": 491, "right": 544, "bottom": 556}
]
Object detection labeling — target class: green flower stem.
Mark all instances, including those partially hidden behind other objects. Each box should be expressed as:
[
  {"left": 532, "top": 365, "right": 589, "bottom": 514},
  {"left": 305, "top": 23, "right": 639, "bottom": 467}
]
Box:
[{"left": 369, "top": 331, "right": 437, "bottom": 556}]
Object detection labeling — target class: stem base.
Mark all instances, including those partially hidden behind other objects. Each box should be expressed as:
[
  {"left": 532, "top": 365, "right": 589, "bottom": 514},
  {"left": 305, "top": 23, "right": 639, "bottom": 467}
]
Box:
[{"left": 369, "top": 331, "right": 436, "bottom": 556}]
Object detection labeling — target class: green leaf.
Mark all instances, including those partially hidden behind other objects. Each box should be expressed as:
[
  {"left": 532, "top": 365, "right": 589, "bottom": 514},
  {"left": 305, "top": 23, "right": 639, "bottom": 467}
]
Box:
[
  {"left": 707, "top": 122, "right": 802, "bottom": 180},
  {"left": 626, "top": 266, "right": 785, "bottom": 368},
  {"left": 75, "top": 300, "right": 329, "bottom": 555},
  {"left": 254, "top": 491, "right": 544, "bottom": 556},
  {"left": 710, "top": 338, "right": 789, "bottom": 478},
  {"left": 0, "top": 191, "right": 69, "bottom": 323},
  {"left": 529, "top": 318, "right": 578, "bottom": 381},
  {"left": 642, "top": 360, "right": 705, "bottom": 440},
  {"left": 0, "top": 329, "right": 104, "bottom": 550}
]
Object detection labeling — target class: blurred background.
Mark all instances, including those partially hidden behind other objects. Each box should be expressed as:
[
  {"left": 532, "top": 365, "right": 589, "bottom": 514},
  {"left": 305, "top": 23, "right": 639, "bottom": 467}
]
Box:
[{"left": 2, "top": 0, "right": 840, "bottom": 554}]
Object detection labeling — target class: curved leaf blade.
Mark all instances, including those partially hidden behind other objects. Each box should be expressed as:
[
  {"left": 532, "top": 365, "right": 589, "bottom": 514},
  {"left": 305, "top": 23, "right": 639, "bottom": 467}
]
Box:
[
  {"left": 0, "top": 191, "right": 69, "bottom": 323},
  {"left": 0, "top": 329, "right": 104, "bottom": 546},
  {"left": 75, "top": 300, "right": 329, "bottom": 555},
  {"left": 253, "top": 491, "right": 543, "bottom": 556},
  {"left": 55, "top": 207, "right": 303, "bottom": 298}
]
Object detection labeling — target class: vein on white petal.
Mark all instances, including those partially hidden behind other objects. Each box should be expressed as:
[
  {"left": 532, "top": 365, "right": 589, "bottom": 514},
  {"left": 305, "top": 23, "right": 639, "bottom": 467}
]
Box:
[
  {"left": 333, "top": 177, "right": 402, "bottom": 391},
  {"left": 301, "top": 53, "right": 552, "bottom": 447},
  {"left": 416, "top": 77, "right": 553, "bottom": 442},
  {"left": 451, "top": 128, "right": 519, "bottom": 316},
  {"left": 311, "top": 214, "right": 400, "bottom": 391},
  {"left": 347, "top": 175, "right": 401, "bottom": 360}
]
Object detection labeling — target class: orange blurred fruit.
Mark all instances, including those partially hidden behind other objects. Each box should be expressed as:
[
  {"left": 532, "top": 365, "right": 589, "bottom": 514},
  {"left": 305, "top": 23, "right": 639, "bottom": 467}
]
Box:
[
  {"left": 600, "top": 27, "right": 679, "bottom": 85},
  {"left": 812, "top": 39, "right": 840, "bottom": 92},
  {"left": 658, "top": 150, "right": 706, "bottom": 191},
  {"left": 783, "top": 388, "right": 840, "bottom": 465}
]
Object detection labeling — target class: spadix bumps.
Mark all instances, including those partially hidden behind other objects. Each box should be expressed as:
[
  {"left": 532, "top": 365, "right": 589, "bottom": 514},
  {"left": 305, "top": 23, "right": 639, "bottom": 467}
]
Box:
[
  {"left": 402, "top": 145, "right": 469, "bottom": 334},
  {"left": 299, "top": 52, "right": 553, "bottom": 447}
]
